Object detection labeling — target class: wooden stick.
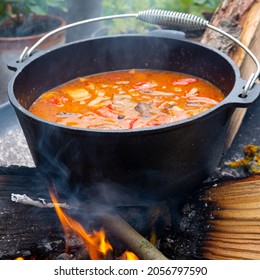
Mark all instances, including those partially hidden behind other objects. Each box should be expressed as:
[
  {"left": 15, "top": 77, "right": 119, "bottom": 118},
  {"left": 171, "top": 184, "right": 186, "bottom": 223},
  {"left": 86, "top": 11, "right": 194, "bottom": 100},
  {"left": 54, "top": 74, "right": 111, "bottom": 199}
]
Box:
[{"left": 101, "top": 212, "right": 169, "bottom": 260}]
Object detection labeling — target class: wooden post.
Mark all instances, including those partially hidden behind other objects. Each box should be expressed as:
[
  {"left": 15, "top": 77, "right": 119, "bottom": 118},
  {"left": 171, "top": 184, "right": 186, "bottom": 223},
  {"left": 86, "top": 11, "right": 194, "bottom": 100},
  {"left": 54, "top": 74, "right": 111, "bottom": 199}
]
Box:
[{"left": 201, "top": 0, "right": 260, "bottom": 148}]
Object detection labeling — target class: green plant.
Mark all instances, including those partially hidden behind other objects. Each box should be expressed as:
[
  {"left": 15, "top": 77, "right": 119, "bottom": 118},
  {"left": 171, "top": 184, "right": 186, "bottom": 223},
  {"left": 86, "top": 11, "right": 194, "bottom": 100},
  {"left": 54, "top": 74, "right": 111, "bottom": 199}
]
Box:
[
  {"left": 0, "top": 0, "right": 68, "bottom": 35},
  {"left": 158, "top": 0, "right": 220, "bottom": 16},
  {"left": 101, "top": 0, "right": 156, "bottom": 35},
  {"left": 101, "top": 0, "right": 221, "bottom": 34}
]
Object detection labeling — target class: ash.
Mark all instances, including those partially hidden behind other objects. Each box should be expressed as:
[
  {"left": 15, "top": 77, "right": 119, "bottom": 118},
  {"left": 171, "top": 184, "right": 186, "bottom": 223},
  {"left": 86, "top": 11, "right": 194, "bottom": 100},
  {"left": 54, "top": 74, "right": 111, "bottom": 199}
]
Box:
[
  {"left": 0, "top": 128, "right": 35, "bottom": 167},
  {"left": 157, "top": 192, "right": 215, "bottom": 260}
]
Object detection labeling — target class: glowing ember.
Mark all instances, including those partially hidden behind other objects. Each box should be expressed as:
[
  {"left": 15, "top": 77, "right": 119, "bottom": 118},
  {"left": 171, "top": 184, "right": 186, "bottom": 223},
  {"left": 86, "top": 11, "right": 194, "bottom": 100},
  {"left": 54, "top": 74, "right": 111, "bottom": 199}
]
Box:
[
  {"left": 15, "top": 257, "right": 24, "bottom": 260},
  {"left": 50, "top": 190, "right": 113, "bottom": 260}
]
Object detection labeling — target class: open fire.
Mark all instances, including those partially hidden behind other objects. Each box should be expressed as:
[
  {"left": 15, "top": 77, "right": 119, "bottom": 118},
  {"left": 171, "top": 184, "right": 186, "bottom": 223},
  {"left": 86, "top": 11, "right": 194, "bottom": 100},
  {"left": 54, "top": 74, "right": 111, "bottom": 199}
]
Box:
[
  {"left": 3, "top": 149, "right": 260, "bottom": 261},
  {"left": 0, "top": 168, "right": 172, "bottom": 260},
  {"left": 0, "top": 166, "right": 213, "bottom": 260},
  {"left": 49, "top": 189, "right": 138, "bottom": 260}
]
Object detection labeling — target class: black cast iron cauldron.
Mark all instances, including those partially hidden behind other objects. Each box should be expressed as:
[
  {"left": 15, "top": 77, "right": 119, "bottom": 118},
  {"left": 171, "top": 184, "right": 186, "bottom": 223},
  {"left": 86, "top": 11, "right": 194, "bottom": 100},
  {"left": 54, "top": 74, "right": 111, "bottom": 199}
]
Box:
[{"left": 7, "top": 30, "right": 260, "bottom": 205}]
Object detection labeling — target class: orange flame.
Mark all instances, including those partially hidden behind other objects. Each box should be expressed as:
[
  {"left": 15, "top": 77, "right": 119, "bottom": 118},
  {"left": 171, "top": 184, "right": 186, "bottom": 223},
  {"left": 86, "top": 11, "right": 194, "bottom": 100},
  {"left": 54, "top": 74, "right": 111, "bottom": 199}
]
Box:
[
  {"left": 122, "top": 250, "right": 139, "bottom": 260},
  {"left": 50, "top": 191, "right": 113, "bottom": 260},
  {"left": 15, "top": 257, "right": 24, "bottom": 260}
]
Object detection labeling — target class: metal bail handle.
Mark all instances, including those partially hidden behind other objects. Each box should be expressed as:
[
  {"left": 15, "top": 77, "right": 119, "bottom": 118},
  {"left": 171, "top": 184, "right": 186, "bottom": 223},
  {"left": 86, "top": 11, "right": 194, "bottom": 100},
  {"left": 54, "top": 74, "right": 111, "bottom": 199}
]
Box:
[
  {"left": 138, "top": 9, "right": 260, "bottom": 97},
  {"left": 19, "top": 9, "right": 259, "bottom": 96}
]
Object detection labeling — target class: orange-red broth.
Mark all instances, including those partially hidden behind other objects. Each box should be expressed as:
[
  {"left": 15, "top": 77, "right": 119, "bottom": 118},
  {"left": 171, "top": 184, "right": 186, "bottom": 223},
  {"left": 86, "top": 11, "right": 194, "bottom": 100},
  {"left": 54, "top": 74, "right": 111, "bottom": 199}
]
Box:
[{"left": 29, "top": 69, "right": 225, "bottom": 130}]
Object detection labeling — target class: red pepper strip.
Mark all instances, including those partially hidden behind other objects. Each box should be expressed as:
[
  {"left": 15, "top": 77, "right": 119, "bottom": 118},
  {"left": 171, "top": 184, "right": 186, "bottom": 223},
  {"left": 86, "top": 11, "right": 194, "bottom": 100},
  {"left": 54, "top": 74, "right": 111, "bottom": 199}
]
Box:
[
  {"left": 93, "top": 105, "right": 118, "bottom": 119},
  {"left": 48, "top": 96, "right": 68, "bottom": 106},
  {"left": 48, "top": 98, "right": 60, "bottom": 105},
  {"left": 107, "top": 104, "right": 114, "bottom": 110},
  {"left": 129, "top": 118, "right": 139, "bottom": 129},
  {"left": 172, "top": 78, "right": 197, "bottom": 86}
]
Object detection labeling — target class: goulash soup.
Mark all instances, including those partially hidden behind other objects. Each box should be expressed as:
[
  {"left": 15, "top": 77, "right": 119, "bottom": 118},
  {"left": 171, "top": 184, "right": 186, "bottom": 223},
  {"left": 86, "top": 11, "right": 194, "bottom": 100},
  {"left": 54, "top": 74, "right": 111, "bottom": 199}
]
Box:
[{"left": 29, "top": 69, "right": 225, "bottom": 130}]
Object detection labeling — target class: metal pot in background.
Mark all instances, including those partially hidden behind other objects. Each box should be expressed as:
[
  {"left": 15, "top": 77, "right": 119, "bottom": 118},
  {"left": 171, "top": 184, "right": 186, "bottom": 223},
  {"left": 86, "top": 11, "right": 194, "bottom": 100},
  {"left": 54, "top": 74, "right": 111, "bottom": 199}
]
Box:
[{"left": 0, "top": 14, "right": 66, "bottom": 105}]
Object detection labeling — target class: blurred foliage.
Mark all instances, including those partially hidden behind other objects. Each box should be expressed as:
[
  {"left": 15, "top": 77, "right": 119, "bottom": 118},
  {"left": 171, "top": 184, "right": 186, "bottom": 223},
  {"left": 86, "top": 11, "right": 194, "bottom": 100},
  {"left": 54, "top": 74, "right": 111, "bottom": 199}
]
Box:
[
  {"left": 0, "top": 0, "right": 68, "bottom": 26},
  {"left": 101, "top": 0, "right": 221, "bottom": 34}
]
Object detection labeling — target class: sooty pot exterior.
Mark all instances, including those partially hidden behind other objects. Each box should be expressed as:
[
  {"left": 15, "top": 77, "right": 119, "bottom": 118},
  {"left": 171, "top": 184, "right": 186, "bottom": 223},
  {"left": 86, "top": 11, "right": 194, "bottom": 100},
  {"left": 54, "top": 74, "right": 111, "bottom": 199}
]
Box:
[{"left": 8, "top": 35, "right": 259, "bottom": 205}]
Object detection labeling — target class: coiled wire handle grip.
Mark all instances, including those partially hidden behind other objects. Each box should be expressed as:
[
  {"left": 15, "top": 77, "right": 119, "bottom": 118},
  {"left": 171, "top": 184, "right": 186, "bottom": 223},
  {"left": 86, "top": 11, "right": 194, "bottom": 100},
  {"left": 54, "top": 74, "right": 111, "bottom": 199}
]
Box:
[
  {"left": 138, "top": 9, "right": 209, "bottom": 30},
  {"left": 19, "top": 9, "right": 259, "bottom": 96}
]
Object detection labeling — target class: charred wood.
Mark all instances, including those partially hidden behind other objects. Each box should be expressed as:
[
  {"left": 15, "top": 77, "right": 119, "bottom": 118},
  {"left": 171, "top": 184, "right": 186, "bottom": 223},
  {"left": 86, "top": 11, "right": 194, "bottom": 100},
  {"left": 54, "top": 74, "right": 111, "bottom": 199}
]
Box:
[{"left": 0, "top": 168, "right": 64, "bottom": 259}]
